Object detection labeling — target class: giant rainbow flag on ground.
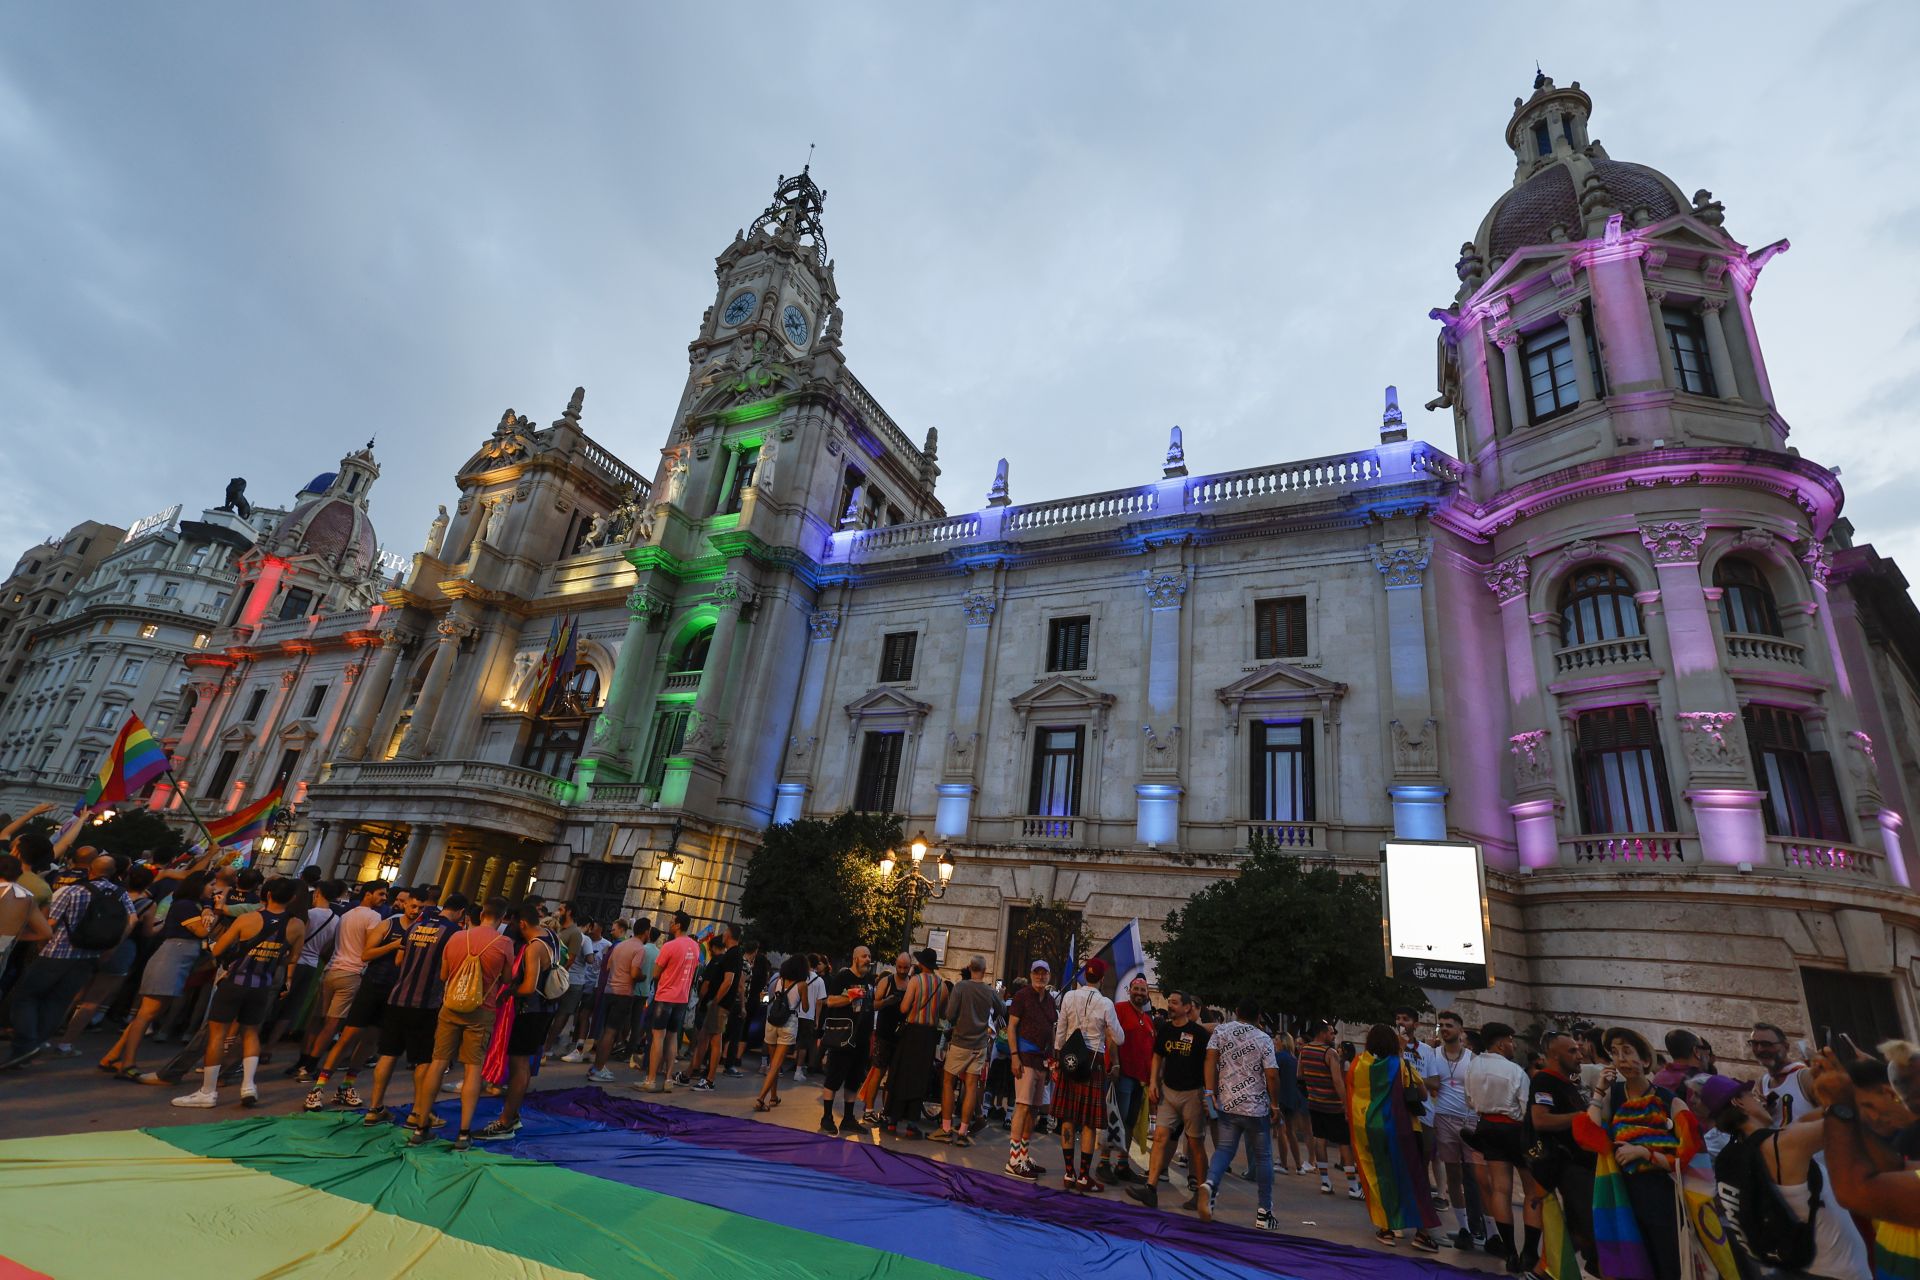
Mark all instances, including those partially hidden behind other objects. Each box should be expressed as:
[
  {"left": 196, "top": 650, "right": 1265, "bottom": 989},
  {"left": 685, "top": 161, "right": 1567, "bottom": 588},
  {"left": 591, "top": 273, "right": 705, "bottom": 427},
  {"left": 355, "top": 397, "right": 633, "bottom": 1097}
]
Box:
[
  {"left": 78, "top": 712, "right": 170, "bottom": 811},
  {"left": 0, "top": 1090, "right": 1480, "bottom": 1279}
]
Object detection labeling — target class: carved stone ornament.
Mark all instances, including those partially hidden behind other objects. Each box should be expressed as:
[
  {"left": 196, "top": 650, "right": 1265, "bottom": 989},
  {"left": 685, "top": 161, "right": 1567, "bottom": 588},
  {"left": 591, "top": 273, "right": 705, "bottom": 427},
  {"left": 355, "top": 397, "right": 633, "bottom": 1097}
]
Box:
[
  {"left": 626, "top": 587, "right": 667, "bottom": 620},
  {"left": 786, "top": 734, "right": 816, "bottom": 771},
  {"left": 456, "top": 495, "right": 474, "bottom": 515},
  {"left": 1391, "top": 717, "right": 1439, "bottom": 774},
  {"left": 281, "top": 670, "right": 300, "bottom": 689},
  {"left": 945, "top": 730, "right": 977, "bottom": 773},
  {"left": 681, "top": 712, "right": 716, "bottom": 757},
  {"left": 436, "top": 616, "right": 475, "bottom": 642},
  {"left": 711, "top": 575, "right": 753, "bottom": 608},
  {"left": 961, "top": 592, "right": 997, "bottom": 626},
  {"left": 1510, "top": 730, "right": 1553, "bottom": 789},
  {"left": 1372, "top": 539, "right": 1433, "bottom": 590},
  {"left": 808, "top": 610, "right": 841, "bottom": 641},
  {"left": 1561, "top": 538, "right": 1603, "bottom": 564},
  {"left": 1639, "top": 519, "right": 1707, "bottom": 564},
  {"left": 1848, "top": 730, "right": 1882, "bottom": 803},
  {"left": 220, "top": 675, "right": 241, "bottom": 694},
  {"left": 1141, "top": 722, "right": 1181, "bottom": 758},
  {"left": 342, "top": 661, "right": 364, "bottom": 683},
  {"left": 378, "top": 623, "right": 405, "bottom": 646},
  {"left": 1483, "top": 554, "right": 1531, "bottom": 602},
  {"left": 1143, "top": 572, "right": 1189, "bottom": 610},
  {"left": 1677, "top": 711, "right": 1747, "bottom": 773},
  {"left": 1731, "top": 527, "right": 1776, "bottom": 555},
  {"left": 1803, "top": 542, "right": 1832, "bottom": 586},
  {"left": 825, "top": 432, "right": 842, "bottom": 457}
]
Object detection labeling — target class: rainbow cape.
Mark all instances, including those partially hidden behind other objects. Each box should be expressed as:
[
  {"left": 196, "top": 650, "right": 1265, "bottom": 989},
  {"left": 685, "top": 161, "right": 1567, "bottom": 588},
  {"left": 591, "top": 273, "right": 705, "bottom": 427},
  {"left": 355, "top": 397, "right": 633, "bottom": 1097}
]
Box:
[
  {"left": 79, "top": 712, "right": 170, "bottom": 810},
  {"left": 1347, "top": 1051, "right": 1438, "bottom": 1233},
  {"left": 0, "top": 1090, "right": 1489, "bottom": 1279},
  {"left": 1588, "top": 1141, "right": 1656, "bottom": 1280},
  {"left": 202, "top": 788, "right": 283, "bottom": 852}
]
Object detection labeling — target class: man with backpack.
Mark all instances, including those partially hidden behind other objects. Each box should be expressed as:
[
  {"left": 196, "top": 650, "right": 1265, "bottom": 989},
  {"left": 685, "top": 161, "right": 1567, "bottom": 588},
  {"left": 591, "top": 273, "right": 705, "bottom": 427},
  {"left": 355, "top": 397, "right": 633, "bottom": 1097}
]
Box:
[
  {"left": 171, "top": 876, "right": 308, "bottom": 1109},
  {"left": 1052, "top": 957, "right": 1126, "bottom": 1192},
  {"left": 3, "top": 852, "right": 134, "bottom": 1068},
  {"left": 414, "top": 895, "right": 514, "bottom": 1151},
  {"left": 475, "top": 904, "right": 561, "bottom": 1141}
]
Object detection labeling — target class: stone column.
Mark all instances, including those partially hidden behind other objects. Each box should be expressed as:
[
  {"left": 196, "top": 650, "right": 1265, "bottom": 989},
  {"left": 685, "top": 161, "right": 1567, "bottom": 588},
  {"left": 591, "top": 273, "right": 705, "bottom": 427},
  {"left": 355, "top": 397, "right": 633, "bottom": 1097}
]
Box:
[
  {"left": 339, "top": 627, "right": 404, "bottom": 761},
  {"left": 1135, "top": 570, "right": 1187, "bottom": 845},
  {"left": 313, "top": 823, "right": 351, "bottom": 876},
  {"left": 1494, "top": 327, "right": 1529, "bottom": 431},
  {"left": 397, "top": 615, "right": 474, "bottom": 759},
  {"left": 1374, "top": 538, "right": 1445, "bottom": 839},
  {"left": 1699, "top": 300, "right": 1741, "bottom": 402},
  {"left": 1559, "top": 303, "right": 1597, "bottom": 403},
  {"left": 774, "top": 607, "right": 843, "bottom": 825},
  {"left": 684, "top": 574, "right": 753, "bottom": 759},
  {"left": 1645, "top": 289, "right": 1677, "bottom": 390},
  {"left": 586, "top": 587, "right": 669, "bottom": 778},
  {"left": 1484, "top": 556, "right": 1559, "bottom": 869},
  {"left": 398, "top": 822, "right": 447, "bottom": 885}
]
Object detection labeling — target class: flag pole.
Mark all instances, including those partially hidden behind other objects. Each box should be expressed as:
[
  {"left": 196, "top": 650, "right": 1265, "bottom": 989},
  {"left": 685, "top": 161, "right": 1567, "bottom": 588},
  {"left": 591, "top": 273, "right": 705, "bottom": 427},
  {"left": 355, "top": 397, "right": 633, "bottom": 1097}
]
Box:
[{"left": 164, "top": 766, "right": 226, "bottom": 863}]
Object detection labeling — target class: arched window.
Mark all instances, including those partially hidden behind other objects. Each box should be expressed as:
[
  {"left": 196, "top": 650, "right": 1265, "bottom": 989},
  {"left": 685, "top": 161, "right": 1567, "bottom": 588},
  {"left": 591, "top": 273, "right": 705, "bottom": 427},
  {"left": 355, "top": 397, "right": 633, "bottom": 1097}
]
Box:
[
  {"left": 1559, "top": 566, "right": 1643, "bottom": 647},
  {"left": 551, "top": 664, "right": 601, "bottom": 716},
  {"left": 675, "top": 630, "right": 713, "bottom": 673},
  {"left": 1714, "top": 558, "right": 1783, "bottom": 637}
]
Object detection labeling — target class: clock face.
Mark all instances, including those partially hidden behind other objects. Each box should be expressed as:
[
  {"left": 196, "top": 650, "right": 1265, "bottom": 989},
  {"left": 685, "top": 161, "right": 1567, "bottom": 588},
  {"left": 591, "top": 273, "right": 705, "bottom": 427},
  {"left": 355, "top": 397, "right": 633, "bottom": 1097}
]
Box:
[
  {"left": 722, "top": 291, "right": 757, "bottom": 326},
  {"left": 783, "top": 304, "right": 810, "bottom": 347}
]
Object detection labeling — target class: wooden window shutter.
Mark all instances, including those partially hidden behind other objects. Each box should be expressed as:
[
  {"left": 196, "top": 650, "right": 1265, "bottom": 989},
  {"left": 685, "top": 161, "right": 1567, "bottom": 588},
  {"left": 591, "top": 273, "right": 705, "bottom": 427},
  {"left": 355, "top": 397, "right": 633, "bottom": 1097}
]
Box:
[{"left": 1806, "top": 750, "right": 1850, "bottom": 843}]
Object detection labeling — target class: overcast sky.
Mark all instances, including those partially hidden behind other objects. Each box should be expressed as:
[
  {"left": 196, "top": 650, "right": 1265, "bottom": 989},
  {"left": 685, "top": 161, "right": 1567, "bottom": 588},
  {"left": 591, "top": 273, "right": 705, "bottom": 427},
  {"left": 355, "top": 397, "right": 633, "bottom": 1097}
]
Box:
[{"left": 5, "top": 3, "right": 1918, "bottom": 591}]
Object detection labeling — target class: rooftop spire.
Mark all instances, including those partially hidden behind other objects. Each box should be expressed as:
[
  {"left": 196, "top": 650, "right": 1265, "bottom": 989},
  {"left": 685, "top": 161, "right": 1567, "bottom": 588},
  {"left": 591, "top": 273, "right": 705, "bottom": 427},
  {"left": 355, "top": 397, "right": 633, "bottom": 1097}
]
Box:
[{"left": 749, "top": 159, "right": 829, "bottom": 267}]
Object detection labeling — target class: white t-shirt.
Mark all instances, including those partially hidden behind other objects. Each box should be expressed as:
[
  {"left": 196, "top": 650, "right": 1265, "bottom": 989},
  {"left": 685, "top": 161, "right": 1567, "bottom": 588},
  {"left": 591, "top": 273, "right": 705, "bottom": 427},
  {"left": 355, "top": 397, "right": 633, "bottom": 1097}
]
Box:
[
  {"left": 1213, "top": 1020, "right": 1279, "bottom": 1117},
  {"left": 296, "top": 905, "right": 339, "bottom": 967},
  {"left": 1464, "top": 1052, "right": 1529, "bottom": 1120},
  {"left": 1419, "top": 1042, "right": 1476, "bottom": 1119},
  {"left": 798, "top": 972, "right": 826, "bottom": 1023},
  {"left": 328, "top": 905, "right": 384, "bottom": 975},
  {"left": 1765, "top": 1064, "right": 1817, "bottom": 1127},
  {"left": 570, "top": 936, "right": 610, "bottom": 986}
]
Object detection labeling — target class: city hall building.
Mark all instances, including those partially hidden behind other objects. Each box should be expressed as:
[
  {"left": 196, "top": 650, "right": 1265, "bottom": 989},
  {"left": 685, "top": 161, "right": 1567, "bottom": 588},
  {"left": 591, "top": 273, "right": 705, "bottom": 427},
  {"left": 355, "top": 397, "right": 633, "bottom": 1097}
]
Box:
[{"left": 46, "top": 76, "right": 1920, "bottom": 1049}]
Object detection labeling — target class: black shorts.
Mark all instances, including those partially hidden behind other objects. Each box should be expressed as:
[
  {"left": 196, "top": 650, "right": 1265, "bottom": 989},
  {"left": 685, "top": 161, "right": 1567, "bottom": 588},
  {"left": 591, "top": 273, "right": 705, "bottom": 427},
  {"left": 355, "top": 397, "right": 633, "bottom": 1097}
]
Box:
[
  {"left": 1309, "top": 1108, "right": 1352, "bottom": 1146},
  {"left": 208, "top": 982, "right": 277, "bottom": 1027},
  {"left": 602, "top": 994, "right": 637, "bottom": 1037},
  {"left": 379, "top": 1003, "right": 439, "bottom": 1066},
  {"left": 345, "top": 980, "right": 394, "bottom": 1030},
  {"left": 508, "top": 1011, "right": 555, "bottom": 1057},
  {"left": 1471, "top": 1119, "right": 1530, "bottom": 1165},
  {"left": 823, "top": 1043, "right": 870, "bottom": 1093}
]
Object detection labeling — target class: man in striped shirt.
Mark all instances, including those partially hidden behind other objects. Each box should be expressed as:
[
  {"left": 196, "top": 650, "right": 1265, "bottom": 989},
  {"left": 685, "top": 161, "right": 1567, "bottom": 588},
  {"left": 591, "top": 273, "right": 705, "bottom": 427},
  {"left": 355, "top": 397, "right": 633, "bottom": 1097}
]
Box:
[{"left": 362, "top": 888, "right": 468, "bottom": 1132}]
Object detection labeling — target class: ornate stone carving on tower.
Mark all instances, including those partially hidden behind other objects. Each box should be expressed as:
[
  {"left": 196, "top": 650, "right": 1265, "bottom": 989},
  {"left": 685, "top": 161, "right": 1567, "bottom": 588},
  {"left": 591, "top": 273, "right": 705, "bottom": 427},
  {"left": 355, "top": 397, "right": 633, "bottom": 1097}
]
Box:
[{"left": 1163, "top": 426, "right": 1187, "bottom": 478}]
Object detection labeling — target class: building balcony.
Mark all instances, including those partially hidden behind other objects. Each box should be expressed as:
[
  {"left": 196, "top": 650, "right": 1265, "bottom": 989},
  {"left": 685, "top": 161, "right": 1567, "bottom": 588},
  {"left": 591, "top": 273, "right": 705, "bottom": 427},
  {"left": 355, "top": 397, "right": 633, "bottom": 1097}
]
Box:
[
  {"left": 1552, "top": 635, "right": 1652, "bottom": 675},
  {"left": 1725, "top": 633, "right": 1806, "bottom": 667},
  {"left": 308, "top": 758, "right": 570, "bottom": 835},
  {"left": 1769, "top": 837, "right": 1882, "bottom": 878},
  {"left": 661, "top": 671, "right": 702, "bottom": 692},
  {"left": 1556, "top": 831, "right": 1888, "bottom": 880},
  {"left": 1245, "top": 821, "right": 1328, "bottom": 851},
  {"left": 1562, "top": 832, "right": 1696, "bottom": 868},
  {"left": 1018, "top": 815, "right": 1080, "bottom": 842}
]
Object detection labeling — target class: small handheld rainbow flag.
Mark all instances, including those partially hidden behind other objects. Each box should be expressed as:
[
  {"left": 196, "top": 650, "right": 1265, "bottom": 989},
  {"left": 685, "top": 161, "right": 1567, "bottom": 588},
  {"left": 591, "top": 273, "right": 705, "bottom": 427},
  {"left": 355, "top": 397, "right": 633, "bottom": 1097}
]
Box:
[
  {"left": 79, "top": 713, "right": 171, "bottom": 811},
  {"left": 203, "top": 788, "right": 284, "bottom": 853}
]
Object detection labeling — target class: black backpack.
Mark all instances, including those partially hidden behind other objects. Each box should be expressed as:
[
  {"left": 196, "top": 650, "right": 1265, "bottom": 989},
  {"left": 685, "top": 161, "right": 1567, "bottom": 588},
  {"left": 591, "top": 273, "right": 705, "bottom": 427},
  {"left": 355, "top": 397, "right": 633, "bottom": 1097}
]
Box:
[
  {"left": 1714, "top": 1128, "right": 1820, "bottom": 1273},
  {"left": 765, "top": 980, "right": 795, "bottom": 1029},
  {"left": 1059, "top": 1028, "right": 1095, "bottom": 1081},
  {"left": 71, "top": 885, "right": 130, "bottom": 951}
]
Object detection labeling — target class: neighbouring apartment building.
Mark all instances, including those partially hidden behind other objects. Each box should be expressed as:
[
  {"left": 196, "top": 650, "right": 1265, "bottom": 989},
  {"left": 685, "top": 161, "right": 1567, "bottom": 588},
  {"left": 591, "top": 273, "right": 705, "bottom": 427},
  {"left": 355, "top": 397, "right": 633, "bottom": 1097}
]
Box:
[{"left": 38, "top": 75, "right": 1920, "bottom": 1053}]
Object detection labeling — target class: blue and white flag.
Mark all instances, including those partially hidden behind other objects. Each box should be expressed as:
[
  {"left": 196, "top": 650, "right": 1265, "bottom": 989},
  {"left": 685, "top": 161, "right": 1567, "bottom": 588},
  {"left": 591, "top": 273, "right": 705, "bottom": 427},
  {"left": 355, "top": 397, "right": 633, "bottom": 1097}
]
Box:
[{"left": 1071, "top": 918, "right": 1158, "bottom": 999}]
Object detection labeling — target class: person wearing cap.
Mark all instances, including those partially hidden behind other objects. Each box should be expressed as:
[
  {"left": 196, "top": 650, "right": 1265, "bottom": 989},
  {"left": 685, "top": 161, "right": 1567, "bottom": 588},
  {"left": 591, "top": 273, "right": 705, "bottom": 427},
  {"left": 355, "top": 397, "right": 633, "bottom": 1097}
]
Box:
[
  {"left": 1005, "top": 957, "right": 1057, "bottom": 1180},
  {"left": 883, "top": 948, "right": 945, "bottom": 1140},
  {"left": 1053, "top": 957, "right": 1126, "bottom": 1193},
  {"left": 1709, "top": 1071, "right": 1869, "bottom": 1280}
]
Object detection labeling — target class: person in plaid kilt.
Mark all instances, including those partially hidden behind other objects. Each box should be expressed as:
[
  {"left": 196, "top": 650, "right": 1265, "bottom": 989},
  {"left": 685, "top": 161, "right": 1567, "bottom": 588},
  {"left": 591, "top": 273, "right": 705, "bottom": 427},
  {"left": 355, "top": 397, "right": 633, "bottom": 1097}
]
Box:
[{"left": 1052, "top": 958, "right": 1126, "bottom": 1193}]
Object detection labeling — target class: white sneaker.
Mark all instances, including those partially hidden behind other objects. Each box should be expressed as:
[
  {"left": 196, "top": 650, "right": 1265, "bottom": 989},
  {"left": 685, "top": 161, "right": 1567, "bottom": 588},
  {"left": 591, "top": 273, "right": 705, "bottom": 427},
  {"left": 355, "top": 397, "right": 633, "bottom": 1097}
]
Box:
[
  {"left": 586, "top": 1067, "right": 614, "bottom": 1083},
  {"left": 172, "top": 1089, "right": 218, "bottom": 1108},
  {"left": 794, "top": 1069, "right": 808, "bottom": 1083},
  {"left": 561, "top": 1049, "right": 587, "bottom": 1064}
]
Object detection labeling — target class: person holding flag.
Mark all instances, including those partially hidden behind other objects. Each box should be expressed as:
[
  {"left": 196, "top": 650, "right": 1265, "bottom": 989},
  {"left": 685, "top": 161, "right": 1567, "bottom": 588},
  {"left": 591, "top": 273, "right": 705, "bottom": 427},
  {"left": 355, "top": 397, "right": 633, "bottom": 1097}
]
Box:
[{"left": 1347, "top": 1023, "right": 1444, "bottom": 1251}]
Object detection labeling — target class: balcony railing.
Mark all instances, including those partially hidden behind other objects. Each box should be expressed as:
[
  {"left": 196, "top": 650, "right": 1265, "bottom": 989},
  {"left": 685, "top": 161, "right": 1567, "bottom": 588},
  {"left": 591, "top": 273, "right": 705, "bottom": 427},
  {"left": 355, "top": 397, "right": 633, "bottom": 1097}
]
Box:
[
  {"left": 1563, "top": 833, "right": 1695, "bottom": 867},
  {"left": 661, "top": 671, "right": 702, "bottom": 692},
  {"left": 1020, "top": 815, "right": 1080, "bottom": 841},
  {"left": 1726, "top": 634, "right": 1806, "bottom": 666},
  {"left": 315, "top": 758, "right": 569, "bottom": 806},
  {"left": 1246, "top": 821, "right": 1327, "bottom": 850},
  {"left": 1553, "top": 635, "right": 1653, "bottom": 675},
  {"left": 1770, "top": 838, "right": 1882, "bottom": 877}
]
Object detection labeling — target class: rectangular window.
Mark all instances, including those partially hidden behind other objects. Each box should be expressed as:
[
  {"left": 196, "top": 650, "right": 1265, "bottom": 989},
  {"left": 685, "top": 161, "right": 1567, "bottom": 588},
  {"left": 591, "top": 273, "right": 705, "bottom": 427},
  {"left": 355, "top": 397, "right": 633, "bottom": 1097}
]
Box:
[
  {"left": 192, "top": 633, "right": 209, "bottom": 649},
  {"left": 1045, "top": 616, "right": 1091, "bottom": 672},
  {"left": 879, "top": 631, "right": 917, "bottom": 683},
  {"left": 1743, "top": 705, "right": 1848, "bottom": 841},
  {"left": 205, "top": 749, "right": 241, "bottom": 799},
  {"left": 271, "top": 747, "right": 302, "bottom": 790},
  {"left": 853, "top": 730, "right": 906, "bottom": 812},
  {"left": 82, "top": 657, "right": 98, "bottom": 679},
  {"left": 161, "top": 581, "right": 180, "bottom": 598},
  {"left": 278, "top": 588, "right": 314, "bottom": 621},
  {"left": 721, "top": 448, "right": 758, "bottom": 515},
  {"left": 1574, "top": 706, "right": 1676, "bottom": 833},
  {"left": 187, "top": 545, "right": 210, "bottom": 568},
  {"left": 243, "top": 688, "right": 267, "bottom": 721},
  {"left": 1801, "top": 968, "right": 1903, "bottom": 1052},
  {"left": 1525, "top": 324, "right": 1581, "bottom": 422},
  {"left": 640, "top": 705, "right": 692, "bottom": 790},
  {"left": 116, "top": 658, "right": 144, "bottom": 683},
  {"left": 1663, "top": 307, "right": 1717, "bottom": 396},
  {"left": 303, "top": 684, "right": 328, "bottom": 718},
  {"left": 520, "top": 723, "right": 584, "bottom": 780},
  {"left": 1027, "top": 726, "right": 1085, "bottom": 817},
  {"left": 93, "top": 703, "right": 120, "bottom": 728},
  {"left": 139, "top": 623, "right": 158, "bottom": 639},
  {"left": 1254, "top": 597, "right": 1309, "bottom": 660},
  {"left": 1250, "top": 719, "right": 1316, "bottom": 821},
  {"left": 837, "top": 467, "right": 865, "bottom": 527}
]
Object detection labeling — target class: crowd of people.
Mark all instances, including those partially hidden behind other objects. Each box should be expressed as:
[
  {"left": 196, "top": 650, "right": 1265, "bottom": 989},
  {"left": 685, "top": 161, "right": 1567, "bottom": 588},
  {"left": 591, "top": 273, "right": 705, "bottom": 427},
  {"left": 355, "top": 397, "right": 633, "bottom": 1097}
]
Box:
[{"left": 8, "top": 813, "right": 1920, "bottom": 1279}]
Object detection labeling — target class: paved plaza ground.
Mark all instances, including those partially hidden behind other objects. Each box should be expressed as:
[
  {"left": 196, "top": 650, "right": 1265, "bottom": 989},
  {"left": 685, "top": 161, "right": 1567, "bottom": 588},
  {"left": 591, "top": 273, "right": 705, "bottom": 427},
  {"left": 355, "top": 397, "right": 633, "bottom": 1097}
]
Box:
[{"left": 2, "top": 1034, "right": 1504, "bottom": 1274}]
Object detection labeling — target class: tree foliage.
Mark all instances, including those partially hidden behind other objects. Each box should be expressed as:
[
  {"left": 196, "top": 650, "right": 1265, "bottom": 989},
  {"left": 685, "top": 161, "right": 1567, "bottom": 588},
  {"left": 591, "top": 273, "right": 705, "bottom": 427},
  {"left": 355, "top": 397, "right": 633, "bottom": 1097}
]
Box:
[
  {"left": 86, "top": 809, "right": 189, "bottom": 862},
  {"left": 1148, "top": 839, "right": 1429, "bottom": 1026},
  {"left": 738, "top": 811, "right": 907, "bottom": 960},
  {"left": 1016, "top": 895, "right": 1096, "bottom": 981}
]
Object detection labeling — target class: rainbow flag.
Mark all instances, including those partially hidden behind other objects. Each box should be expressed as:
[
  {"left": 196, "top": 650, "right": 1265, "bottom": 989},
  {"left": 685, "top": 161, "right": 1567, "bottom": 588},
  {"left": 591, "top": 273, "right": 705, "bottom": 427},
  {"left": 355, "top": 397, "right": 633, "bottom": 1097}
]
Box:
[
  {"left": 529, "top": 615, "right": 578, "bottom": 715},
  {"left": 202, "top": 788, "right": 283, "bottom": 851},
  {"left": 1590, "top": 1143, "right": 1656, "bottom": 1280},
  {"left": 1539, "top": 1186, "right": 1584, "bottom": 1280},
  {"left": 0, "top": 1090, "right": 1472, "bottom": 1279},
  {"left": 79, "top": 713, "right": 170, "bottom": 810},
  {"left": 1346, "top": 1051, "right": 1438, "bottom": 1232}
]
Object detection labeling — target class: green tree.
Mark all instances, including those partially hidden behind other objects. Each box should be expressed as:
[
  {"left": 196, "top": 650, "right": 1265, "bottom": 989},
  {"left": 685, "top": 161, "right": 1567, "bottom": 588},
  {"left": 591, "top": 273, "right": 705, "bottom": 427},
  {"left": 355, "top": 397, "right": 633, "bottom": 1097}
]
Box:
[
  {"left": 77, "top": 809, "right": 188, "bottom": 862},
  {"left": 738, "top": 811, "right": 908, "bottom": 960},
  {"left": 1016, "top": 895, "right": 1096, "bottom": 982},
  {"left": 1148, "top": 839, "right": 1428, "bottom": 1025}
]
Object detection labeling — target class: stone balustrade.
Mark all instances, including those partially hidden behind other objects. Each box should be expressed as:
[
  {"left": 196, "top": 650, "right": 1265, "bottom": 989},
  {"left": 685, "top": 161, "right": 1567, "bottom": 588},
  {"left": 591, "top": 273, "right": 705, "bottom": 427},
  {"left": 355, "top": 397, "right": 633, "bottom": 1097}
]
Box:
[
  {"left": 1553, "top": 635, "right": 1653, "bottom": 674},
  {"left": 1018, "top": 815, "right": 1080, "bottom": 841},
  {"left": 1562, "top": 833, "right": 1696, "bottom": 866},
  {"left": 1246, "top": 821, "right": 1328, "bottom": 850},
  {"left": 1187, "top": 450, "right": 1382, "bottom": 505},
  {"left": 1725, "top": 633, "right": 1806, "bottom": 666},
  {"left": 315, "top": 758, "right": 569, "bottom": 806},
  {"left": 1006, "top": 487, "right": 1157, "bottom": 531},
  {"left": 856, "top": 513, "right": 982, "bottom": 550},
  {"left": 661, "top": 671, "right": 702, "bottom": 692},
  {"left": 1770, "top": 837, "right": 1882, "bottom": 877}
]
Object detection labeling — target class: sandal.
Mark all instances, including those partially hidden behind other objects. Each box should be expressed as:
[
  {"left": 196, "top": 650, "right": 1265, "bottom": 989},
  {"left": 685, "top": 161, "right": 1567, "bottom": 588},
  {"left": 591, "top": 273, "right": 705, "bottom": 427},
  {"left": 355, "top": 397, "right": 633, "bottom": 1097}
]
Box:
[
  {"left": 1376, "top": 1229, "right": 1398, "bottom": 1246},
  {"left": 753, "top": 1099, "right": 771, "bottom": 1112},
  {"left": 97, "top": 1061, "right": 121, "bottom": 1073},
  {"left": 117, "top": 1067, "right": 145, "bottom": 1082},
  {"left": 1411, "top": 1233, "right": 1441, "bottom": 1254}
]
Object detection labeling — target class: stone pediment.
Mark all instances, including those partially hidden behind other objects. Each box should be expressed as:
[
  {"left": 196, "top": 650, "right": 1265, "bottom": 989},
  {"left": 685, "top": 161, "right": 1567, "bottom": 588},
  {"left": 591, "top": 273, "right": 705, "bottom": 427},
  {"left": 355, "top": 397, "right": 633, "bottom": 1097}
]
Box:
[
  {"left": 845, "top": 687, "right": 932, "bottom": 721},
  {"left": 277, "top": 719, "right": 321, "bottom": 744},
  {"left": 1217, "top": 661, "right": 1348, "bottom": 721},
  {"left": 1009, "top": 675, "right": 1117, "bottom": 716},
  {"left": 217, "top": 722, "right": 256, "bottom": 745}
]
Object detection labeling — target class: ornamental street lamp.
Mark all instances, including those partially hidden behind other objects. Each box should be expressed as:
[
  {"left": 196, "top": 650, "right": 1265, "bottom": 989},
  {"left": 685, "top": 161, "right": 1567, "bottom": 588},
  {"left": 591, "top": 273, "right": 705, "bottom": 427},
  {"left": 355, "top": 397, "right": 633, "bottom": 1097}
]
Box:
[
  {"left": 256, "top": 803, "right": 299, "bottom": 864},
  {"left": 654, "top": 819, "right": 687, "bottom": 911},
  {"left": 878, "top": 832, "right": 955, "bottom": 957}
]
